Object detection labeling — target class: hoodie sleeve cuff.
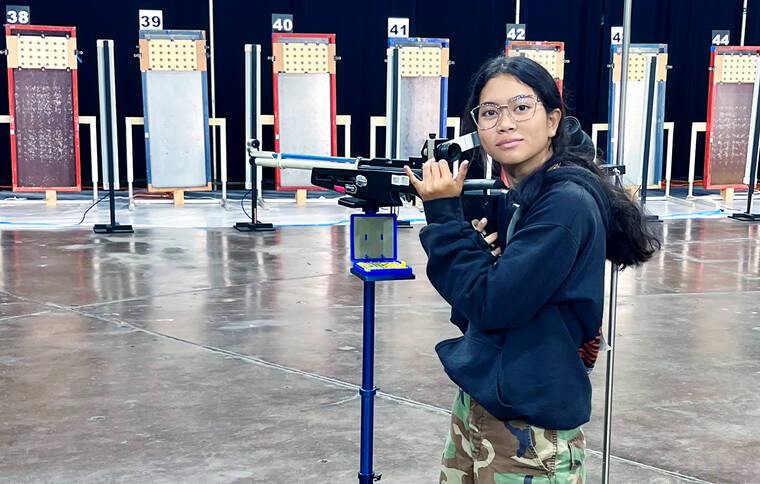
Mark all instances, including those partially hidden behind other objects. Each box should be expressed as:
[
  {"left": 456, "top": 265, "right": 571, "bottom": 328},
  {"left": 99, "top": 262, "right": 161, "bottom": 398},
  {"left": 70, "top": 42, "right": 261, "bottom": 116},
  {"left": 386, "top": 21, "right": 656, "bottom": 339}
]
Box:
[{"left": 422, "top": 197, "right": 464, "bottom": 224}]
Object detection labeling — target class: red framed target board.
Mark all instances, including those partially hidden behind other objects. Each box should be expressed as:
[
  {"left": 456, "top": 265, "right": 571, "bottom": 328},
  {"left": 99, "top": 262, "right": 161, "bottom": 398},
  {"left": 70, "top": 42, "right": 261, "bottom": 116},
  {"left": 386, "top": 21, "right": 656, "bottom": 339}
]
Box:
[
  {"left": 5, "top": 24, "right": 81, "bottom": 192},
  {"left": 704, "top": 45, "right": 760, "bottom": 190}
]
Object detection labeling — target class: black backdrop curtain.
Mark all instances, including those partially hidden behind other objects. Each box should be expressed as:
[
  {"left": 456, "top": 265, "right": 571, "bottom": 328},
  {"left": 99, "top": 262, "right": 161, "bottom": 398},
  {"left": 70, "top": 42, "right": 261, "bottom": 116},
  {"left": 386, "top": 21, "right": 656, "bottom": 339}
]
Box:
[{"left": 0, "top": 0, "right": 754, "bottom": 188}]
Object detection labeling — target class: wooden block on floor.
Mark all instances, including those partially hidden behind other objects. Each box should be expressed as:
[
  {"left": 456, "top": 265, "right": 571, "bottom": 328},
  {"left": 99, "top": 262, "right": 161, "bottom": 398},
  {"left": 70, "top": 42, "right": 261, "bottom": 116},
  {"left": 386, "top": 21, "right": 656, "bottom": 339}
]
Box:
[
  {"left": 173, "top": 190, "right": 185, "bottom": 206},
  {"left": 625, "top": 185, "right": 639, "bottom": 202},
  {"left": 295, "top": 189, "right": 307, "bottom": 206},
  {"left": 45, "top": 190, "right": 57, "bottom": 207},
  {"left": 720, "top": 188, "right": 734, "bottom": 203}
]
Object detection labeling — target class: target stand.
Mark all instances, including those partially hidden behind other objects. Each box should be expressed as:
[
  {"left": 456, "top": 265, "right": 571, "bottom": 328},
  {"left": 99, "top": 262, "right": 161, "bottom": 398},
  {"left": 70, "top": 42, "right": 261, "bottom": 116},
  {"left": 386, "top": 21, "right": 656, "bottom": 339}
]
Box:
[
  {"left": 272, "top": 32, "right": 337, "bottom": 191},
  {"left": 505, "top": 40, "right": 566, "bottom": 93},
  {"left": 347, "top": 209, "right": 415, "bottom": 483},
  {"left": 385, "top": 37, "right": 450, "bottom": 160},
  {"left": 704, "top": 46, "right": 760, "bottom": 194},
  {"left": 137, "top": 29, "right": 213, "bottom": 202},
  {"left": 5, "top": 24, "right": 81, "bottom": 195},
  {"left": 607, "top": 44, "right": 668, "bottom": 189},
  {"left": 706, "top": 46, "right": 760, "bottom": 221}
]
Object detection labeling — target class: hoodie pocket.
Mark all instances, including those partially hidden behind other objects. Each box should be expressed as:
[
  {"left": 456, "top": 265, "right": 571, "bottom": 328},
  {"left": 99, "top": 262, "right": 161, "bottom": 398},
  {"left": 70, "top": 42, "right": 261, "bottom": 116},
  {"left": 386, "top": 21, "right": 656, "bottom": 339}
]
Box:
[
  {"left": 496, "top": 313, "right": 592, "bottom": 428},
  {"left": 436, "top": 333, "right": 514, "bottom": 418}
]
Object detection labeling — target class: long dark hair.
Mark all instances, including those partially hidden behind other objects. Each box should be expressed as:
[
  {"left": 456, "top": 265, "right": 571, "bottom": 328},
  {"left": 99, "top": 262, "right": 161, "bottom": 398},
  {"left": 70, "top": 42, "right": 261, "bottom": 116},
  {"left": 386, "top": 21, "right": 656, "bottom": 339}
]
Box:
[{"left": 463, "top": 55, "right": 660, "bottom": 268}]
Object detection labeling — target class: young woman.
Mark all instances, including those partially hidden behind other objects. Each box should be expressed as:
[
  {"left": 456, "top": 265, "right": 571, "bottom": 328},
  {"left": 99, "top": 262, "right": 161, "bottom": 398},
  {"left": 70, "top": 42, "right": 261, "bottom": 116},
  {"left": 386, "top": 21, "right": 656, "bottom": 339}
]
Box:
[{"left": 403, "top": 55, "right": 660, "bottom": 483}]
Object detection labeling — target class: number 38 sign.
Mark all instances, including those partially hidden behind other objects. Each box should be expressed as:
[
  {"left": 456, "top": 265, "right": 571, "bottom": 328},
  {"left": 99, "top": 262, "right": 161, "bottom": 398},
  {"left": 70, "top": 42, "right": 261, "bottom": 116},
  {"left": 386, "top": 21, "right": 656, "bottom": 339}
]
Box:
[{"left": 6, "top": 5, "right": 30, "bottom": 24}]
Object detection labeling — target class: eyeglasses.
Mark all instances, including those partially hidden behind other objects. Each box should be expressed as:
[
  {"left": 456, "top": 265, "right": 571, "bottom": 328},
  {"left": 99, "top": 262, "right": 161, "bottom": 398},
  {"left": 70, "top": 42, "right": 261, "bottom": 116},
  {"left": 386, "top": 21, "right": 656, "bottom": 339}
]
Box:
[{"left": 470, "top": 95, "right": 542, "bottom": 130}]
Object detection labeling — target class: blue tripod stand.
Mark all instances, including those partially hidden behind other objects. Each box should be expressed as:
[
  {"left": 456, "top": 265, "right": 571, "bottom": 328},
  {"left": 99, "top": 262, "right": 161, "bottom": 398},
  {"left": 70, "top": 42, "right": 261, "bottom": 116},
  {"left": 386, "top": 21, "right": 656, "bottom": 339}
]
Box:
[{"left": 346, "top": 203, "right": 415, "bottom": 483}]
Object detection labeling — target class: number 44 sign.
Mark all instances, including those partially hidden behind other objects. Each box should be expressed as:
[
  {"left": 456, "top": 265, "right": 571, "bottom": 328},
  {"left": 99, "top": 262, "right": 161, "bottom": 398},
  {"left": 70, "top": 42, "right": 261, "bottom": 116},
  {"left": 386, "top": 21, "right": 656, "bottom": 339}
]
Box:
[
  {"left": 711, "top": 30, "right": 730, "bottom": 46},
  {"left": 139, "top": 10, "right": 163, "bottom": 31}
]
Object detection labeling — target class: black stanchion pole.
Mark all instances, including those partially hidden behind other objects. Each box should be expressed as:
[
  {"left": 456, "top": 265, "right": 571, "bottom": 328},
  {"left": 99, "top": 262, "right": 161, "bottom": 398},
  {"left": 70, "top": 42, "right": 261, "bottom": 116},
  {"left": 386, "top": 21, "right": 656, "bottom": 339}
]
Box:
[
  {"left": 94, "top": 39, "right": 132, "bottom": 234},
  {"left": 730, "top": 60, "right": 760, "bottom": 222},
  {"left": 639, "top": 55, "right": 661, "bottom": 223},
  {"left": 235, "top": 44, "right": 273, "bottom": 232}
]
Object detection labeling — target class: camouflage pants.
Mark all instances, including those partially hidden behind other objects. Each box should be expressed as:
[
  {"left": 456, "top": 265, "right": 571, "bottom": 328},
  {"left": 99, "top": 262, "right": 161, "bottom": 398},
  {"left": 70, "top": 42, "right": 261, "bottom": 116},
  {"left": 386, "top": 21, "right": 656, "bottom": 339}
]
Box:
[{"left": 440, "top": 389, "right": 586, "bottom": 483}]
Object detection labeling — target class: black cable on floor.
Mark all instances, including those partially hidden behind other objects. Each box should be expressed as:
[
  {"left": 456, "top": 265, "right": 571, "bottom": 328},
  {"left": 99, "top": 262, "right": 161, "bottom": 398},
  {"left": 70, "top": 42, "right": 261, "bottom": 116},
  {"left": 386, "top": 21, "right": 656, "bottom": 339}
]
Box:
[
  {"left": 76, "top": 193, "right": 110, "bottom": 226},
  {"left": 240, "top": 190, "right": 252, "bottom": 220}
]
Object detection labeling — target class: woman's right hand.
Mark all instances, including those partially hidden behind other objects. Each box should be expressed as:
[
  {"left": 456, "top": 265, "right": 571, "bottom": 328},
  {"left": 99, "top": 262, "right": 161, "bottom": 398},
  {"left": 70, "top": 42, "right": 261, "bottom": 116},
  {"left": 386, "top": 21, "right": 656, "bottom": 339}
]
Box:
[{"left": 473, "top": 217, "right": 502, "bottom": 257}]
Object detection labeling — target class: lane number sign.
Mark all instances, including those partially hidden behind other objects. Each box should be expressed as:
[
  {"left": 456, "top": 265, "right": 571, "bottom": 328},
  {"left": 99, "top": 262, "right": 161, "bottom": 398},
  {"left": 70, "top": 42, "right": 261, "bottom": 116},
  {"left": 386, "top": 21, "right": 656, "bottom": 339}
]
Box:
[
  {"left": 611, "top": 26, "right": 623, "bottom": 45},
  {"left": 388, "top": 17, "right": 409, "bottom": 38},
  {"left": 6, "top": 5, "right": 30, "bottom": 24},
  {"left": 272, "top": 14, "right": 294, "bottom": 33},
  {"left": 506, "top": 23, "right": 526, "bottom": 41},
  {"left": 711, "top": 30, "right": 730, "bottom": 46},
  {"left": 139, "top": 10, "right": 163, "bottom": 30}
]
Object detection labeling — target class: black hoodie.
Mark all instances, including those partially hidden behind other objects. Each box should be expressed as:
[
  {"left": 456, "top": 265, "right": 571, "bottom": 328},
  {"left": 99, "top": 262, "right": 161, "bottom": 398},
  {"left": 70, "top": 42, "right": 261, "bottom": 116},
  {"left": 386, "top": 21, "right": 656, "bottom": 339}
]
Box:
[{"left": 419, "top": 161, "right": 612, "bottom": 430}]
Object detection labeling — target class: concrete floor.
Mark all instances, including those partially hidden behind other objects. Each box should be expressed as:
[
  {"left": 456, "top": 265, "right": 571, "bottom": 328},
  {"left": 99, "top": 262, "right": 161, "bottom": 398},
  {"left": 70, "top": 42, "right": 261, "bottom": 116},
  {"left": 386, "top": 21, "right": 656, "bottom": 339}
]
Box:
[
  {"left": 0, "top": 186, "right": 756, "bottom": 229},
  {"left": 0, "top": 198, "right": 759, "bottom": 483}
]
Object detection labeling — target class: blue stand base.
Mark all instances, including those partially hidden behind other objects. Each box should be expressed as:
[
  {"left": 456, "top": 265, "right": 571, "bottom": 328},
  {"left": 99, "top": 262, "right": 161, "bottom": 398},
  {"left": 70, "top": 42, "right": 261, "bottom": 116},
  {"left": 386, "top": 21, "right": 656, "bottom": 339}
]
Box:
[
  {"left": 352, "top": 270, "right": 414, "bottom": 483},
  {"left": 350, "top": 266, "right": 415, "bottom": 282}
]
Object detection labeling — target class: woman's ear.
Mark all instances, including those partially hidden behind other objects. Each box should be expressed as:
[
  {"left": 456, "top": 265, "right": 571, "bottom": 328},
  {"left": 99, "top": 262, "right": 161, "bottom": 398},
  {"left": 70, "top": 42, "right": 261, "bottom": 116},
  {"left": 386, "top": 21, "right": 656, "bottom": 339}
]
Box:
[{"left": 547, "top": 109, "right": 562, "bottom": 137}]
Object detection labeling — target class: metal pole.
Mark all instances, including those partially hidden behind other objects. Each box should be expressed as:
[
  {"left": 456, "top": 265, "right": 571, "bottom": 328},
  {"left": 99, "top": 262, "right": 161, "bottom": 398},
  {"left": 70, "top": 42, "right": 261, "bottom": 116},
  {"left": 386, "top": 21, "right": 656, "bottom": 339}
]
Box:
[
  {"left": 515, "top": 0, "right": 521, "bottom": 24},
  {"left": 103, "top": 43, "right": 116, "bottom": 228},
  {"left": 255, "top": 45, "right": 263, "bottom": 203},
  {"left": 359, "top": 280, "right": 377, "bottom": 483},
  {"left": 639, "top": 56, "right": 657, "bottom": 208},
  {"left": 208, "top": 0, "right": 218, "bottom": 183},
  {"left": 385, "top": 48, "right": 399, "bottom": 159},
  {"left": 741, "top": 0, "right": 748, "bottom": 46},
  {"left": 245, "top": 44, "right": 253, "bottom": 191},
  {"left": 244, "top": 44, "right": 264, "bottom": 202},
  {"left": 615, "top": 0, "right": 633, "bottom": 168},
  {"left": 736, "top": 58, "right": 760, "bottom": 218},
  {"left": 601, "top": 266, "right": 619, "bottom": 484},
  {"left": 97, "top": 41, "right": 119, "bottom": 192},
  {"left": 94, "top": 40, "right": 132, "bottom": 234},
  {"left": 745, "top": 124, "right": 760, "bottom": 216},
  {"left": 747, "top": 60, "right": 760, "bottom": 214},
  {"left": 603, "top": 0, "right": 632, "bottom": 479}
]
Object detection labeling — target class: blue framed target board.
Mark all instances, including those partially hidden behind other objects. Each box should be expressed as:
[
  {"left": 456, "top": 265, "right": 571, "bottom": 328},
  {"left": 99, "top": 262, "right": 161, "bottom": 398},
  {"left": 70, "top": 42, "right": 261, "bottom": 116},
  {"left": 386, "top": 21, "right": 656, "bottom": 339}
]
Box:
[{"left": 138, "top": 29, "right": 211, "bottom": 192}]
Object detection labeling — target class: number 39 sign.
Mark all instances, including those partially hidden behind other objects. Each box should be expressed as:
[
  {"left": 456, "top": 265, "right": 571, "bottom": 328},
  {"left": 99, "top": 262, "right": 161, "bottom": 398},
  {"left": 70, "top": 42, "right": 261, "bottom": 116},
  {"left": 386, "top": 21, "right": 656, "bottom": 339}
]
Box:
[{"left": 138, "top": 10, "right": 163, "bottom": 31}]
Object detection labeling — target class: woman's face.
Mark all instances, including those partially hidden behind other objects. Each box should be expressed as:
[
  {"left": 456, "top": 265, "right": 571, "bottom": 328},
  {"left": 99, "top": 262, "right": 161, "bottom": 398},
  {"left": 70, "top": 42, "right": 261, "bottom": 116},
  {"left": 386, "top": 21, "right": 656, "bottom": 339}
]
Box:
[{"left": 476, "top": 74, "right": 561, "bottom": 179}]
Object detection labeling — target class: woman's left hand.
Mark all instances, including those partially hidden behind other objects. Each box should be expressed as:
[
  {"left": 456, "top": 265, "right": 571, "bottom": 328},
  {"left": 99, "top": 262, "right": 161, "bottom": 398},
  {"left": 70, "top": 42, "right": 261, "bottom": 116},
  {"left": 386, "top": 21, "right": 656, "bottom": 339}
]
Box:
[{"left": 404, "top": 160, "right": 469, "bottom": 202}]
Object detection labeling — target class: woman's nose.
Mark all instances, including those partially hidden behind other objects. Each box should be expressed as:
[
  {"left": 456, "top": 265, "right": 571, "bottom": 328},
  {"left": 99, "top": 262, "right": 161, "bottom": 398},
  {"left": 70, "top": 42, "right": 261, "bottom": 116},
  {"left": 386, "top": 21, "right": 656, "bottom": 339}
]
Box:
[{"left": 496, "top": 109, "right": 516, "bottom": 131}]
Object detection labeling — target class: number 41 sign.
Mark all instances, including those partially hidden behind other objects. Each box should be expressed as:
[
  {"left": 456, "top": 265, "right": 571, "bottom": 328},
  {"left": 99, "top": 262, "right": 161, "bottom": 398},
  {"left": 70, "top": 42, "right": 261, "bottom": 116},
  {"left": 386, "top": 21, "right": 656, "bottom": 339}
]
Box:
[{"left": 388, "top": 18, "right": 409, "bottom": 38}]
